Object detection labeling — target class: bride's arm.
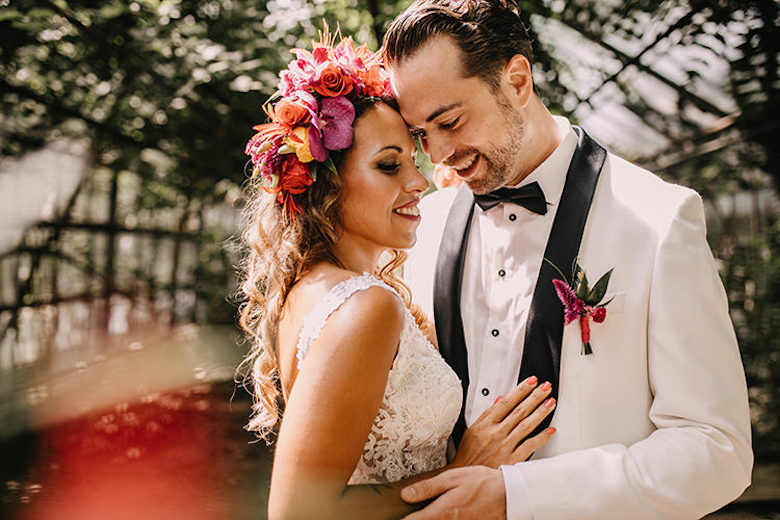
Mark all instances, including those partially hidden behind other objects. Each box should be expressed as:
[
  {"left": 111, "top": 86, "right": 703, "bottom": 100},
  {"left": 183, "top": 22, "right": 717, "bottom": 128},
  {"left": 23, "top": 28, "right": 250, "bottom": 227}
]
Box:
[{"left": 269, "top": 286, "right": 417, "bottom": 520}]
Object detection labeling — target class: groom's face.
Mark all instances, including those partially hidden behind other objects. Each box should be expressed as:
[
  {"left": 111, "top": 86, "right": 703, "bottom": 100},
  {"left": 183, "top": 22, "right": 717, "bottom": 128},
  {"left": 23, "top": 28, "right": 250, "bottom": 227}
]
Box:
[{"left": 389, "top": 36, "right": 530, "bottom": 194}]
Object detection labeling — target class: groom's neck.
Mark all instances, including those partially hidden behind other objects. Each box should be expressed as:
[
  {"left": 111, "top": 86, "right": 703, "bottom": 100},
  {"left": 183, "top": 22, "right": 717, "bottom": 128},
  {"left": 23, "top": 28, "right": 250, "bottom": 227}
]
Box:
[{"left": 505, "top": 99, "right": 563, "bottom": 188}]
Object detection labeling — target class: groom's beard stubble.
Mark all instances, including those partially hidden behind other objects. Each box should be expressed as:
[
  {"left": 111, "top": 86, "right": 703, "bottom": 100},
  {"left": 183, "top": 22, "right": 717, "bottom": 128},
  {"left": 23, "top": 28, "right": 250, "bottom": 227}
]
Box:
[{"left": 460, "top": 95, "right": 527, "bottom": 195}]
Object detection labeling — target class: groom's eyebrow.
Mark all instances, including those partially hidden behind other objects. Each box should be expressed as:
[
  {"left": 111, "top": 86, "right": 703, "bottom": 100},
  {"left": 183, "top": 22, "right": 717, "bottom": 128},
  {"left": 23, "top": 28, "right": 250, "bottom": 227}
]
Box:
[{"left": 425, "top": 103, "right": 461, "bottom": 123}]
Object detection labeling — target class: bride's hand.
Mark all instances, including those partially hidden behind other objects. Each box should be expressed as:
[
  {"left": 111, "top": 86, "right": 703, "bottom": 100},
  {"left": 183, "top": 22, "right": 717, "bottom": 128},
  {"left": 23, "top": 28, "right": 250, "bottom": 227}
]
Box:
[{"left": 451, "top": 376, "right": 556, "bottom": 469}]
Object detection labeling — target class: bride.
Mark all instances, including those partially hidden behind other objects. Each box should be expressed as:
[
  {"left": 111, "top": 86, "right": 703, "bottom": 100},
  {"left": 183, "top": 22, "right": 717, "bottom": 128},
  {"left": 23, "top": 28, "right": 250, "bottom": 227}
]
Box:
[{"left": 237, "top": 28, "right": 556, "bottom": 519}]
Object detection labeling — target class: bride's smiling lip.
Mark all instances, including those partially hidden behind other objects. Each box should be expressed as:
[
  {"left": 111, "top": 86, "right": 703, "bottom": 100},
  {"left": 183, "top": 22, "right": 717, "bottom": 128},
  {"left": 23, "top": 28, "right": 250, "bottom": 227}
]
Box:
[{"left": 393, "top": 199, "right": 421, "bottom": 220}]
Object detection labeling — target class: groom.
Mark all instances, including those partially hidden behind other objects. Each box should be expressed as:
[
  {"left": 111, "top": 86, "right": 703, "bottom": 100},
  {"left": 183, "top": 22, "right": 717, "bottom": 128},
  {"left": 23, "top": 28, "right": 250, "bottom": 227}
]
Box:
[{"left": 384, "top": 1, "right": 753, "bottom": 519}]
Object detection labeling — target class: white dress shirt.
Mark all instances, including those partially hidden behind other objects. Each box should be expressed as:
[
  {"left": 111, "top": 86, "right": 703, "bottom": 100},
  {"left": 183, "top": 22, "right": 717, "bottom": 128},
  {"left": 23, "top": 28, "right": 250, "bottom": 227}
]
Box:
[{"left": 462, "top": 116, "right": 577, "bottom": 425}]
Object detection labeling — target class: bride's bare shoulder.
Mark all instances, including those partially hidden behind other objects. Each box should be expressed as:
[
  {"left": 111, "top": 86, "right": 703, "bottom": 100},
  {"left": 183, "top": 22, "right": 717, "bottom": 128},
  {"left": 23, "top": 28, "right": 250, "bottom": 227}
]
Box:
[
  {"left": 279, "top": 264, "right": 402, "bottom": 349},
  {"left": 277, "top": 264, "right": 403, "bottom": 388},
  {"left": 284, "top": 264, "right": 360, "bottom": 315},
  {"left": 292, "top": 264, "right": 353, "bottom": 295}
]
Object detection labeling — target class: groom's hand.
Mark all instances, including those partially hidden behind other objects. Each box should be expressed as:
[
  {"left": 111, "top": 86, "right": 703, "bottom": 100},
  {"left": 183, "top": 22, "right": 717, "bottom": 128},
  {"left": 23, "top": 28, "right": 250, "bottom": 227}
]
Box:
[{"left": 401, "top": 466, "right": 506, "bottom": 519}]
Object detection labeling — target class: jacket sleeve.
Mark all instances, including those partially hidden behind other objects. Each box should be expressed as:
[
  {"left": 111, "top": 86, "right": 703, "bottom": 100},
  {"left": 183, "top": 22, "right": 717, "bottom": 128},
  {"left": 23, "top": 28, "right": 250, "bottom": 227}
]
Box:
[{"left": 502, "top": 192, "right": 753, "bottom": 520}]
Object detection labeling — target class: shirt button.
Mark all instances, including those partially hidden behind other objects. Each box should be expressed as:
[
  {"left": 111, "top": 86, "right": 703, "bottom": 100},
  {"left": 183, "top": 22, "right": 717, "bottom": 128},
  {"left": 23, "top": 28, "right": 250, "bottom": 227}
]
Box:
[
  {"left": 508, "top": 213, "right": 517, "bottom": 222},
  {"left": 481, "top": 388, "right": 490, "bottom": 396},
  {"left": 491, "top": 329, "right": 499, "bottom": 337},
  {"left": 498, "top": 269, "right": 506, "bottom": 277}
]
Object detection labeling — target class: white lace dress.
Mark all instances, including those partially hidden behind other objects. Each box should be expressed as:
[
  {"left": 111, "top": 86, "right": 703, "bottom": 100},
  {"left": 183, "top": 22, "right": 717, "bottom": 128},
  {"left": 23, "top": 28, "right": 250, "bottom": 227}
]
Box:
[{"left": 295, "top": 273, "right": 463, "bottom": 485}]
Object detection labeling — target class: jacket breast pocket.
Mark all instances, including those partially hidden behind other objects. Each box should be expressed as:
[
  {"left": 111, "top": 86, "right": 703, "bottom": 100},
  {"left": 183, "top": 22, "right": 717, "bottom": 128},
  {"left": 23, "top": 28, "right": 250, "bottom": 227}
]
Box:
[{"left": 603, "top": 291, "right": 624, "bottom": 314}]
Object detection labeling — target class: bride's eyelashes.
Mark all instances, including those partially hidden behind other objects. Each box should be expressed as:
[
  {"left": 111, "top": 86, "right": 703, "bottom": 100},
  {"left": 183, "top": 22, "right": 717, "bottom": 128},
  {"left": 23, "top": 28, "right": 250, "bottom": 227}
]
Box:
[{"left": 376, "top": 161, "right": 401, "bottom": 174}]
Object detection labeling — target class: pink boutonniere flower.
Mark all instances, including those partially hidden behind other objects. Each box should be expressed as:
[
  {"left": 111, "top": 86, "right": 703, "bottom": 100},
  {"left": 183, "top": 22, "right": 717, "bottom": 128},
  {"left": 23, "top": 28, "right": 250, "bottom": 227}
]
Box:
[{"left": 549, "top": 261, "right": 614, "bottom": 355}]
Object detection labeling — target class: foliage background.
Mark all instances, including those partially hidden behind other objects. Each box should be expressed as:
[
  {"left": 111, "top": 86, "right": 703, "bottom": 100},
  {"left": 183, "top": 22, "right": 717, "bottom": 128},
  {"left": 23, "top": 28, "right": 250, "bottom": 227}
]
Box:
[{"left": 0, "top": 0, "right": 777, "bottom": 468}]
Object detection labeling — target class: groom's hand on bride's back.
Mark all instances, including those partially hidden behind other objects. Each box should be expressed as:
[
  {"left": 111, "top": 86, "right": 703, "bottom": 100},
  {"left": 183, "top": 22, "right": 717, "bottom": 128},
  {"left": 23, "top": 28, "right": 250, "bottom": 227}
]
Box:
[{"left": 452, "top": 375, "right": 557, "bottom": 468}]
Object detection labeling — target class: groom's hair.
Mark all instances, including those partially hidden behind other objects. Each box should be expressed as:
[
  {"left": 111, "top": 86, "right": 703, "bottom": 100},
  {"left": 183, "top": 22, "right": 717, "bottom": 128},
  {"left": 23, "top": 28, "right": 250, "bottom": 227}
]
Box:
[{"left": 382, "top": 0, "right": 533, "bottom": 89}]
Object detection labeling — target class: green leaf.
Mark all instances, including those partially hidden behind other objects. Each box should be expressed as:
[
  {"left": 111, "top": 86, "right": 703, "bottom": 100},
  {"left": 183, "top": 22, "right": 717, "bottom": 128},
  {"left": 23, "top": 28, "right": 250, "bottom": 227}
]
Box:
[
  {"left": 543, "top": 257, "right": 568, "bottom": 283},
  {"left": 323, "top": 157, "right": 338, "bottom": 175},
  {"left": 587, "top": 268, "right": 614, "bottom": 305},
  {"left": 0, "top": 9, "right": 22, "bottom": 22},
  {"left": 575, "top": 270, "right": 589, "bottom": 300},
  {"left": 571, "top": 260, "right": 582, "bottom": 284},
  {"left": 309, "top": 162, "right": 318, "bottom": 182},
  {"left": 277, "top": 144, "right": 295, "bottom": 154}
]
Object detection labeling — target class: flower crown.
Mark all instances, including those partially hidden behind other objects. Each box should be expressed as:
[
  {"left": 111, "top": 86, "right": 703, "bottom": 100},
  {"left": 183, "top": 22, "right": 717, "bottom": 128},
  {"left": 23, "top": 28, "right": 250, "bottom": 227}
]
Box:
[{"left": 244, "top": 25, "right": 392, "bottom": 217}]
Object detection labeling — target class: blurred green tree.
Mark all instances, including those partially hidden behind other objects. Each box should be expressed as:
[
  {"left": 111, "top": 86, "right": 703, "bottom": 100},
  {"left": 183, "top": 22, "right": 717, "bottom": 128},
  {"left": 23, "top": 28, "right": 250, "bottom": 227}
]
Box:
[{"left": 0, "top": 0, "right": 777, "bottom": 460}]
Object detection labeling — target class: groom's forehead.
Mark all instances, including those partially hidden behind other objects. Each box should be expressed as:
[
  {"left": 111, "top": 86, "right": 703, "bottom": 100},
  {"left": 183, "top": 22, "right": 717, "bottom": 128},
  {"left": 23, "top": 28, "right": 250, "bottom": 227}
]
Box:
[
  {"left": 389, "top": 44, "right": 469, "bottom": 122},
  {"left": 390, "top": 68, "right": 476, "bottom": 127}
]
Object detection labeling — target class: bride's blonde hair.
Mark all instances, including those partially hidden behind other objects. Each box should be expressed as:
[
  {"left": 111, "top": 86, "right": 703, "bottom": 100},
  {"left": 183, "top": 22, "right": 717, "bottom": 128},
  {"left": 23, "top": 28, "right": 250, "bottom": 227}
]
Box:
[{"left": 237, "top": 97, "right": 431, "bottom": 442}]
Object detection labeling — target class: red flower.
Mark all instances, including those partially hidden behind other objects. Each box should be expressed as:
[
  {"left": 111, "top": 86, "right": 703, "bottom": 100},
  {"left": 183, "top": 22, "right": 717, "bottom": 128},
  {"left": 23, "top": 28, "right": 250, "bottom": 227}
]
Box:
[
  {"left": 278, "top": 155, "right": 313, "bottom": 196},
  {"left": 591, "top": 306, "right": 607, "bottom": 323}
]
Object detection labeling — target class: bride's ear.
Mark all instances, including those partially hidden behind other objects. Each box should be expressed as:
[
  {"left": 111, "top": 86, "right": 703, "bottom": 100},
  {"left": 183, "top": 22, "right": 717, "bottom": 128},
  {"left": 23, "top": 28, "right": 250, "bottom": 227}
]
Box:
[{"left": 503, "top": 54, "right": 534, "bottom": 109}]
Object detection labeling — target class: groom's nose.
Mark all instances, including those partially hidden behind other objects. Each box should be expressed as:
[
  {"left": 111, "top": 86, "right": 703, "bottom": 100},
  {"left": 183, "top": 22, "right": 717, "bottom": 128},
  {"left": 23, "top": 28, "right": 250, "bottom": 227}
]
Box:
[{"left": 422, "top": 132, "right": 455, "bottom": 166}]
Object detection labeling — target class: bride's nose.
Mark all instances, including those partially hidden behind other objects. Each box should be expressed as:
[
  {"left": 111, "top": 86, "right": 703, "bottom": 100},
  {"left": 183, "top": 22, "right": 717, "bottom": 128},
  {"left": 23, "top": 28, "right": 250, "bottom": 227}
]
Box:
[{"left": 404, "top": 166, "right": 430, "bottom": 194}]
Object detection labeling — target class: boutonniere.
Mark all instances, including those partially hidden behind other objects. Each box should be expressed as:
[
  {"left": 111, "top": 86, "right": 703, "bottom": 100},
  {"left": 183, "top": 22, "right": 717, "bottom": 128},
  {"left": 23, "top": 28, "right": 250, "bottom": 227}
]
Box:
[{"left": 546, "top": 260, "right": 614, "bottom": 355}]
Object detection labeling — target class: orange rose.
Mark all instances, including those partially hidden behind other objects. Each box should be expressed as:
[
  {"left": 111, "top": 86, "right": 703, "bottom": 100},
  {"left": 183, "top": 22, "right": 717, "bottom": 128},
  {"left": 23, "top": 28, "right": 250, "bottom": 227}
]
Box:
[
  {"left": 273, "top": 97, "right": 311, "bottom": 127},
  {"left": 312, "top": 60, "right": 353, "bottom": 97}
]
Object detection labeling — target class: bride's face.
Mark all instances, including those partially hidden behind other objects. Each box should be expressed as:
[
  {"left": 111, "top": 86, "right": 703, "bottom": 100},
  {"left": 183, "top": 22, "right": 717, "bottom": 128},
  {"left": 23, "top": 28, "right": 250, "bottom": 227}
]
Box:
[{"left": 338, "top": 103, "right": 429, "bottom": 251}]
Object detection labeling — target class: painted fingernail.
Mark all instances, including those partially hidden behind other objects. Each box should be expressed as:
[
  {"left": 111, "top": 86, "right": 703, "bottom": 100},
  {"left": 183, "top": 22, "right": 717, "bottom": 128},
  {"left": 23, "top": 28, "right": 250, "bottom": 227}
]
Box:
[
  {"left": 525, "top": 375, "right": 538, "bottom": 386},
  {"left": 540, "top": 381, "right": 552, "bottom": 392},
  {"left": 546, "top": 427, "right": 557, "bottom": 434},
  {"left": 544, "top": 397, "right": 556, "bottom": 408},
  {"left": 493, "top": 395, "right": 503, "bottom": 405}
]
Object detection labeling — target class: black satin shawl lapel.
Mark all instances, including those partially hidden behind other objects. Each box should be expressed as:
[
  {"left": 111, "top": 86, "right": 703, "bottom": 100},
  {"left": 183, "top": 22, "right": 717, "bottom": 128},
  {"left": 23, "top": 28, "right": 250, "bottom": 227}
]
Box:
[
  {"left": 519, "top": 126, "right": 606, "bottom": 434},
  {"left": 433, "top": 185, "right": 474, "bottom": 443}
]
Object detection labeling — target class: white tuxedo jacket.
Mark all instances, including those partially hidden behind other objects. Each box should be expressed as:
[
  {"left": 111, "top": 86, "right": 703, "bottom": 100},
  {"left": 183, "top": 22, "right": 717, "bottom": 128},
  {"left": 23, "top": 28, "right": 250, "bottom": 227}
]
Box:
[{"left": 405, "top": 132, "right": 752, "bottom": 519}]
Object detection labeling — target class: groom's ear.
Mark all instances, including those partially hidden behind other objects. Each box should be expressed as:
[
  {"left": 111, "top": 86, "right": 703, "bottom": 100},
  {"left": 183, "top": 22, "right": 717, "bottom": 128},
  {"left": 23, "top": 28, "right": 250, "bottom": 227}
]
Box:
[{"left": 503, "top": 54, "right": 533, "bottom": 109}]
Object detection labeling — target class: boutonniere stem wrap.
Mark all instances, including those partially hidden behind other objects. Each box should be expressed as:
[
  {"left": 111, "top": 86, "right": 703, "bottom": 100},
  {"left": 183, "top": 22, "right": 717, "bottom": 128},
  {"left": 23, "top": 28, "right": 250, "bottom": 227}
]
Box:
[{"left": 550, "top": 261, "right": 614, "bottom": 355}]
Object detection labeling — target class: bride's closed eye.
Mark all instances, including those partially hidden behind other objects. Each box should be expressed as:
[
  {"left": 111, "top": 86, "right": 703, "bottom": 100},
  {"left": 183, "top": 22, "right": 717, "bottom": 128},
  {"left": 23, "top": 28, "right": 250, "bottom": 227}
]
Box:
[{"left": 376, "top": 161, "right": 401, "bottom": 174}]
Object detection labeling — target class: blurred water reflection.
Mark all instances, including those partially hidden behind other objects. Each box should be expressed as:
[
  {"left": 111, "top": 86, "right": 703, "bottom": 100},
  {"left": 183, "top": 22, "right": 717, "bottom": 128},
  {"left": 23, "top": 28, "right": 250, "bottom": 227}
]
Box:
[
  {"left": 0, "top": 325, "right": 273, "bottom": 520},
  {"left": 1, "top": 381, "right": 273, "bottom": 520}
]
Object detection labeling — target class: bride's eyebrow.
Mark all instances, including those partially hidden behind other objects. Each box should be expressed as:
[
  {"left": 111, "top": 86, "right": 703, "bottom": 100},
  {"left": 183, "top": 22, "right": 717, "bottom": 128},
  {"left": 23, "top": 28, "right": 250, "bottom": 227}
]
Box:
[{"left": 372, "top": 145, "right": 402, "bottom": 157}]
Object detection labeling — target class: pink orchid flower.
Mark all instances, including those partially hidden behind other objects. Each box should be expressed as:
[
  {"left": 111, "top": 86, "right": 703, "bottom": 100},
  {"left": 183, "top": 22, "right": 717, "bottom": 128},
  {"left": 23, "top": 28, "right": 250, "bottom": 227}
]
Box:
[{"left": 308, "top": 96, "right": 355, "bottom": 161}]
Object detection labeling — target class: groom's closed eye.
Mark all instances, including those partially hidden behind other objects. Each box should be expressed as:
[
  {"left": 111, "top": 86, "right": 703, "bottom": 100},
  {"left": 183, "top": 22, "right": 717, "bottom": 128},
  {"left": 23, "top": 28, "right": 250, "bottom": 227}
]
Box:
[{"left": 439, "top": 117, "right": 460, "bottom": 130}]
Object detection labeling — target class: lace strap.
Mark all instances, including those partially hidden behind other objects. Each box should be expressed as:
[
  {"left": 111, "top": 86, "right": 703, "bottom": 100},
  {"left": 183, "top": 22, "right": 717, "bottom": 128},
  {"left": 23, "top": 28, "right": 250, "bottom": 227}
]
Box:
[{"left": 295, "top": 273, "right": 397, "bottom": 369}]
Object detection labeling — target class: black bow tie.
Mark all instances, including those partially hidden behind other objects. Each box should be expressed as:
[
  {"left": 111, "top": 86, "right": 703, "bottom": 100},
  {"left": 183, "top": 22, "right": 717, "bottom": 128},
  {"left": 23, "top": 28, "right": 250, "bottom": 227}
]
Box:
[{"left": 473, "top": 181, "right": 548, "bottom": 215}]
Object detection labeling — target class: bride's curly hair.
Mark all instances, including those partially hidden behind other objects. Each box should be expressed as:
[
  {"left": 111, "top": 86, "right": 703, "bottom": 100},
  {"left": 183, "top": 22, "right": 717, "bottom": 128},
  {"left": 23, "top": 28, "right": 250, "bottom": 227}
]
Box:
[{"left": 237, "top": 96, "right": 432, "bottom": 442}]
